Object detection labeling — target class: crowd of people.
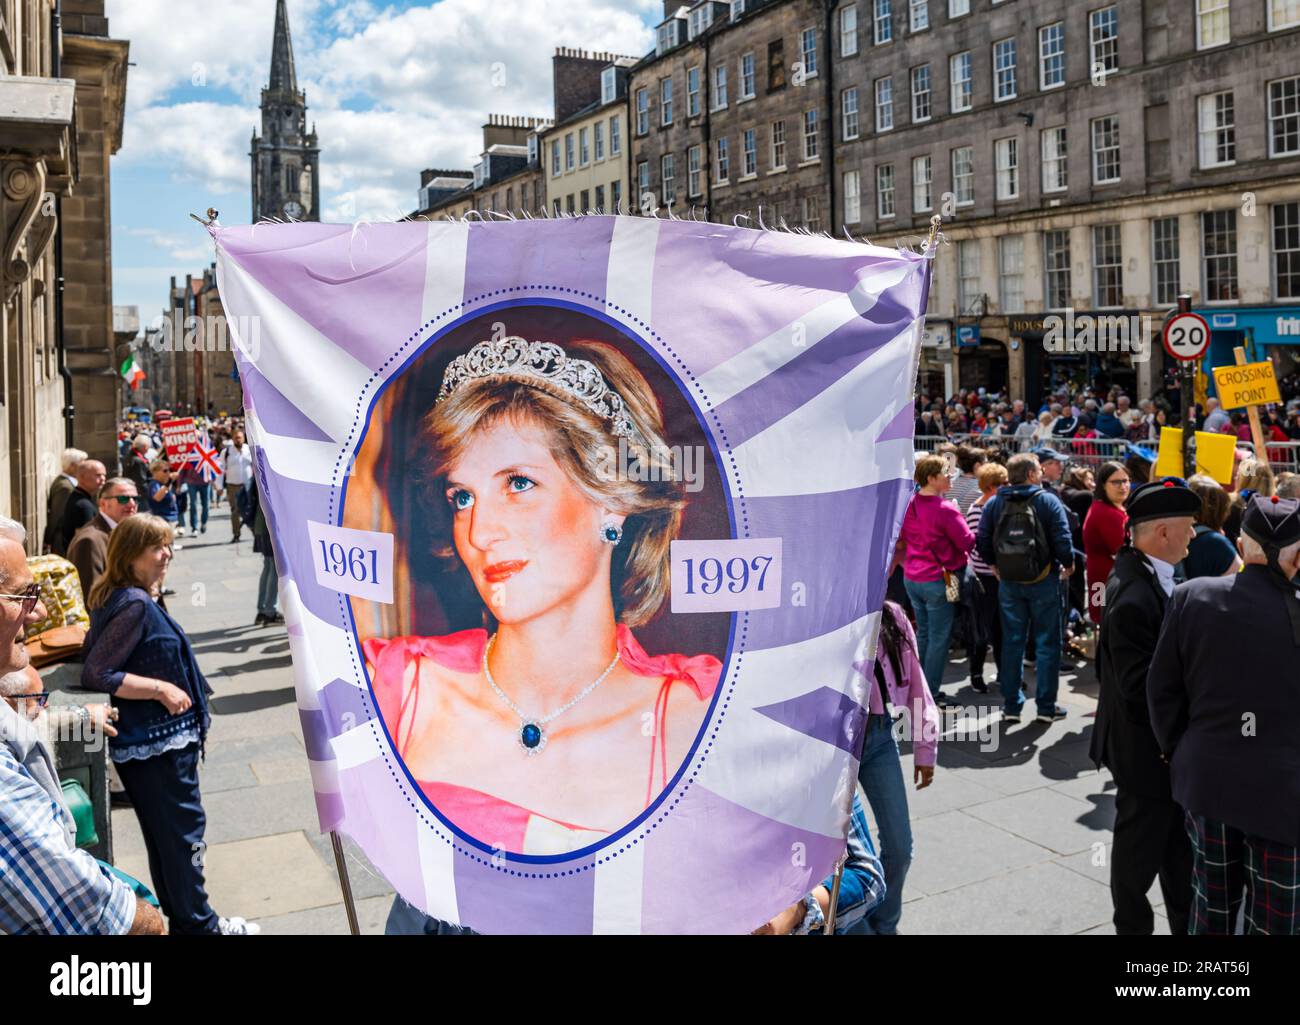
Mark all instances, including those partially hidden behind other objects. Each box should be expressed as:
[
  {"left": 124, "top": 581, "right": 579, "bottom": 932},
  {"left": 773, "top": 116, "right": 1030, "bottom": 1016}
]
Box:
[
  {"left": 0, "top": 413, "right": 281, "bottom": 935},
  {"left": 891, "top": 392, "right": 1300, "bottom": 933},
  {"left": 7, "top": 384, "right": 1299, "bottom": 936},
  {"left": 48, "top": 418, "right": 281, "bottom": 626},
  {"left": 914, "top": 374, "right": 1300, "bottom": 452}
]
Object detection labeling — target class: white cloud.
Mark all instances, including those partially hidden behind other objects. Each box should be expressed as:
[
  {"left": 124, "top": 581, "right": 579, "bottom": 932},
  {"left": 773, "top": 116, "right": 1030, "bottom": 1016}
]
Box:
[
  {"left": 108, "top": 0, "right": 657, "bottom": 314},
  {"left": 119, "top": 226, "right": 213, "bottom": 263},
  {"left": 118, "top": 102, "right": 257, "bottom": 196},
  {"left": 108, "top": 0, "right": 331, "bottom": 109},
  {"left": 310, "top": 0, "right": 655, "bottom": 119}
]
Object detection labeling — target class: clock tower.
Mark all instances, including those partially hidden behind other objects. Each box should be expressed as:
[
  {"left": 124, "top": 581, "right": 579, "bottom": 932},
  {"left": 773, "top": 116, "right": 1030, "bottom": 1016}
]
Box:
[{"left": 251, "top": 0, "right": 320, "bottom": 222}]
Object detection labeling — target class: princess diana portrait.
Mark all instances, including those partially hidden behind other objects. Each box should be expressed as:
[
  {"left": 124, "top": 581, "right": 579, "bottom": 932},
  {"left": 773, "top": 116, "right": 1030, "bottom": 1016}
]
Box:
[{"left": 345, "top": 309, "right": 730, "bottom": 857}]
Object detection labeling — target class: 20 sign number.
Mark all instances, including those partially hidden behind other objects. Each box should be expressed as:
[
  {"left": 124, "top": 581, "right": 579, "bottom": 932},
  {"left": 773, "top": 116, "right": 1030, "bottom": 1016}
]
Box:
[{"left": 1162, "top": 312, "right": 1211, "bottom": 362}]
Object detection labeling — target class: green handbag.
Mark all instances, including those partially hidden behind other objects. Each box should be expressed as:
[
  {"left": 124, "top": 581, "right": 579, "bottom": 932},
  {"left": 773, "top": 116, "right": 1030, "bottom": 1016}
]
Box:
[{"left": 59, "top": 778, "right": 100, "bottom": 849}]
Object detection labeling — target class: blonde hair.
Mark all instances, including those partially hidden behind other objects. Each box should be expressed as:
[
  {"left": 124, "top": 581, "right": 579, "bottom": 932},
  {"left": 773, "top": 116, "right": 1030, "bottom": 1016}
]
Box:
[
  {"left": 87, "top": 514, "right": 174, "bottom": 609},
  {"left": 913, "top": 454, "right": 947, "bottom": 488},
  {"left": 1235, "top": 457, "right": 1275, "bottom": 498},
  {"left": 977, "top": 462, "right": 1009, "bottom": 493},
  {"left": 423, "top": 340, "right": 686, "bottom": 627}
]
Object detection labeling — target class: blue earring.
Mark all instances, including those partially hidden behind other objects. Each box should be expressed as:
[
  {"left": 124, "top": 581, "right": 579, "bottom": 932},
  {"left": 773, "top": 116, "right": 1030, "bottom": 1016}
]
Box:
[{"left": 601, "top": 522, "right": 623, "bottom": 546}]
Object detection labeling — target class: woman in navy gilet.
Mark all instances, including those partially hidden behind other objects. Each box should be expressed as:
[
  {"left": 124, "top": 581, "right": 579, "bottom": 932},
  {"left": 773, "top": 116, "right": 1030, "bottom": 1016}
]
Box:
[{"left": 82, "top": 514, "right": 258, "bottom": 936}]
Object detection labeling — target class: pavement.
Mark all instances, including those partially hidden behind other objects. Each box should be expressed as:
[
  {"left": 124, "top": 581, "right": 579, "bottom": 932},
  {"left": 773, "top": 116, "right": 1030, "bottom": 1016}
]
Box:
[
  {"left": 105, "top": 502, "right": 396, "bottom": 935},
  {"left": 101, "top": 503, "right": 1161, "bottom": 934}
]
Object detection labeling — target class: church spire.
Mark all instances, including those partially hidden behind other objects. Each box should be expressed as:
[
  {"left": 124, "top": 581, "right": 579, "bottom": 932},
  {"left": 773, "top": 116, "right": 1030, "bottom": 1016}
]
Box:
[
  {"left": 252, "top": 0, "right": 319, "bottom": 221},
  {"left": 268, "top": 0, "right": 298, "bottom": 95}
]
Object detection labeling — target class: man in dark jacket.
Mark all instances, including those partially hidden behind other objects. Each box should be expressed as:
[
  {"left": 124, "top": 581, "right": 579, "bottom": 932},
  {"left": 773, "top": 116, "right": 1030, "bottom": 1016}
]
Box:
[
  {"left": 976, "top": 453, "right": 1074, "bottom": 724},
  {"left": 1091, "top": 478, "right": 1200, "bottom": 935},
  {"left": 42, "top": 447, "right": 85, "bottom": 555},
  {"left": 1148, "top": 496, "right": 1300, "bottom": 935},
  {"left": 66, "top": 478, "right": 138, "bottom": 598},
  {"left": 246, "top": 479, "right": 282, "bottom": 627},
  {"left": 123, "top": 435, "right": 153, "bottom": 498},
  {"left": 1094, "top": 403, "right": 1126, "bottom": 439},
  {"left": 58, "top": 460, "right": 105, "bottom": 553}
]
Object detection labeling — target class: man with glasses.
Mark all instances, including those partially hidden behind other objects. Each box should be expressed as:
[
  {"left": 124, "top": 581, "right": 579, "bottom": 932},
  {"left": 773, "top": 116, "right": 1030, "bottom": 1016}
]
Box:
[
  {"left": 67, "top": 478, "right": 139, "bottom": 598},
  {"left": 0, "top": 537, "right": 164, "bottom": 934}
]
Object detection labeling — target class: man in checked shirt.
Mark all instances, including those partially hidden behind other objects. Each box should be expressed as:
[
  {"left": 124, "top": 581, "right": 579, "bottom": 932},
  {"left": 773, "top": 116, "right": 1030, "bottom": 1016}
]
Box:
[{"left": 0, "top": 532, "right": 163, "bottom": 935}]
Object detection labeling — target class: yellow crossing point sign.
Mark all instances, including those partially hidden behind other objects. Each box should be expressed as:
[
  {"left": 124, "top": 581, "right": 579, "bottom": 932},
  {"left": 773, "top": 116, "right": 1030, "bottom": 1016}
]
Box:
[{"left": 1213, "top": 361, "right": 1281, "bottom": 411}]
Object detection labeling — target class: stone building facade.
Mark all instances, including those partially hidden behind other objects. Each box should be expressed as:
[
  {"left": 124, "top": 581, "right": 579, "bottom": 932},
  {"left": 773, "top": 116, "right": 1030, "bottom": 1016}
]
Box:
[
  {"left": 60, "top": 0, "right": 128, "bottom": 471},
  {"left": 1, "top": 0, "right": 126, "bottom": 545},
  {"left": 195, "top": 264, "right": 242, "bottom": 417},
  {"left": 162, "top": 275, "right": 199, "bottom": 414},
  {"left": 413, "top": 115, "right": 550, "bottom": 219},
  {"left": 415, "top": 168, "right": 474, "bottom": 217},
  {"left": 629, "top": 0, "right": 834, "bottom": 225},
  {"left": 539, "top": 51, "right": 636, "bottom": 215},
  {"left": 415, "top": 0, "right": 1300, "bottom": 409},
  {"left": 414, "top": 50, "right": 647, "bottom": 219},
  {"left": 1, "top": 0, "right": 74, "bottom": 542},
  {"left": 834, "top": 0, "right": 1300, "bottom": 406}
]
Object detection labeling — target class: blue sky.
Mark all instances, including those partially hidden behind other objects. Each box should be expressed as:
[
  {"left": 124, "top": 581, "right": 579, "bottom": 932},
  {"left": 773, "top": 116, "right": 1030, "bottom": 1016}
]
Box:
[{"left": 108, "top": 0, "right": 658, "bottom": 328}]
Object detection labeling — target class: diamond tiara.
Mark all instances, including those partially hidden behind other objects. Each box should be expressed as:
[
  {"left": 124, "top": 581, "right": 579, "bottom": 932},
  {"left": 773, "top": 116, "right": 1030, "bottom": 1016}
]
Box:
[{"left": 435, "top": 337, "right": 638, "bottom": 440}]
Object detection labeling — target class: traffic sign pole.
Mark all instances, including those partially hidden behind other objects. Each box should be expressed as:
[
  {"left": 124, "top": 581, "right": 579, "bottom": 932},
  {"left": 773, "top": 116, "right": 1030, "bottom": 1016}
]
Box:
[
  {"left": 1178, "top": 296, "right": 1194, "bottom": 478},
  {"left": 1163, "top": 296, "right": 1211, "bottom": 479}
]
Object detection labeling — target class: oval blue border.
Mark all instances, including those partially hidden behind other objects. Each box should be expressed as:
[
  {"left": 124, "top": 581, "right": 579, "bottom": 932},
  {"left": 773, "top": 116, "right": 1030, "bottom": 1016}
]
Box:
[{"left": 335, "top": 295, "right": 740, "bottom": 865}]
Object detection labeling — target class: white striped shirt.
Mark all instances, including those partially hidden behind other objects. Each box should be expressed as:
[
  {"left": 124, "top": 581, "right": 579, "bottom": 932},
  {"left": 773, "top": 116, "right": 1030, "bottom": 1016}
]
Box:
[
  {"left": 949, "top": 473, "right": 982, "bottom": 516},
  {"left": 966, "top": 500, "right": 994, "bottom": 576}
]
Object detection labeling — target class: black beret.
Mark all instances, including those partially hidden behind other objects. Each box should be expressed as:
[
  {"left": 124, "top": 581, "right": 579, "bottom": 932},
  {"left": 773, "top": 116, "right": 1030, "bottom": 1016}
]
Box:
[
  {"left": 1242, "top": 495, "right": 1300, "bottom": 549},
  {"left": 1125, "top": 478, "right": 1202, "bottom": 525}
]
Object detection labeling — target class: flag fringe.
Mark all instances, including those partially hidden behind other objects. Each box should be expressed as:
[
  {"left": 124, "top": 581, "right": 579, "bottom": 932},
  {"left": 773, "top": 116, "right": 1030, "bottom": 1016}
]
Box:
[{"left": 193, "top": 207, "right": 946, "bottom": 260}]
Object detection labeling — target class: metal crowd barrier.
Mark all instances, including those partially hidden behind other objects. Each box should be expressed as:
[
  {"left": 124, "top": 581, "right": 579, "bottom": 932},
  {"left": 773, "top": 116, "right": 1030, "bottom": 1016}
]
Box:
[
  {"left": 914, "top": 428, "right": 1299, "bottom": 474},
  {"left": 1267, "top": 441, "right": 1300, "bottom": 473}
]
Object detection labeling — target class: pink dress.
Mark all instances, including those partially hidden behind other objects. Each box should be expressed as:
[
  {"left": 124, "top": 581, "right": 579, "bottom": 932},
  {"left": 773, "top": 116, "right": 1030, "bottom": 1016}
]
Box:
[{"left": 362, "top": 625, "right": 721, "bottom": 854}]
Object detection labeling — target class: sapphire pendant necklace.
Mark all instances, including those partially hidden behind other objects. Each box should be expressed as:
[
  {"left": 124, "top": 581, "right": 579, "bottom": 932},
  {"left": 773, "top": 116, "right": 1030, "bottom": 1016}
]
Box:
[{"left": 482, "top": 635, "right": 621, "bottom": 755}]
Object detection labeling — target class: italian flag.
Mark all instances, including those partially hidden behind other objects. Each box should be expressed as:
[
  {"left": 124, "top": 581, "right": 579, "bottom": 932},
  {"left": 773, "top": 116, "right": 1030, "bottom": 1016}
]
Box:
[{"left": 120, "top": 353, "right": 145, "bottom": 390}]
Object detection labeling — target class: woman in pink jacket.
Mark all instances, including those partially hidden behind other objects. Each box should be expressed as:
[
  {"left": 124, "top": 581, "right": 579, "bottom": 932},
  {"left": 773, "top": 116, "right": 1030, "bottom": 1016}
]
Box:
[
  {"left": 854, "top": 599, "right": 941, "bottom": 934},
  {"left": 897, "top": 454, "right": 976, "bottom": 708}
]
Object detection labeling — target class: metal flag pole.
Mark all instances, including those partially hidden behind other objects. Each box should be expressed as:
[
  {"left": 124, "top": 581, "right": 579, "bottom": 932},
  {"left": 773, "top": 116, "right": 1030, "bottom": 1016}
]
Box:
[
  {"left": 924, "top": 213, "right": 943, "bottom": 255},
  {"left": 823, "top": 851, "right": 848, "bottom": 935},
  {"left": 330, "top": 831, "right": 362, "bottom": 936}
]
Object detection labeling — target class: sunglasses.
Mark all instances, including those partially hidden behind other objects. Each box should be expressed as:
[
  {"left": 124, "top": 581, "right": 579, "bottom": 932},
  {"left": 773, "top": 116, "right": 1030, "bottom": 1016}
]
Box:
[
  {"left": 6, "top": 691, "right": 50, "bottom": 708},
  {"left": 108, "top": 494, "right": 139, "bottom": 505},
  {"left": 0, "top": 583, "right": 41, "bottom": 616}
]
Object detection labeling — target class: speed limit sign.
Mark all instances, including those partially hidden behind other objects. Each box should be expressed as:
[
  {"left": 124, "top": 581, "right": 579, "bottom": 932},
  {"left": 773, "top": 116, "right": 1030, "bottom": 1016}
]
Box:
[{"left": 1162, "top": 312, "right": 1211, "bottom": 361}]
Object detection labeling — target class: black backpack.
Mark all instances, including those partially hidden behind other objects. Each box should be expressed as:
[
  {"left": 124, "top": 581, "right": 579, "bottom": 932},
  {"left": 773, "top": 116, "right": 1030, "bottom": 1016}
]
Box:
[{"left": 993, "top": 493, "right": 1052, "bottom": 583}]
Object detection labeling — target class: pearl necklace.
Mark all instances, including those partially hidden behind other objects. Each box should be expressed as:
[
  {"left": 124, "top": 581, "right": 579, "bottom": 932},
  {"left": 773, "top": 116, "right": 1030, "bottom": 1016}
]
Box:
[{"left": 482, "top": 635, "right": 621, "bottom": 755}]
